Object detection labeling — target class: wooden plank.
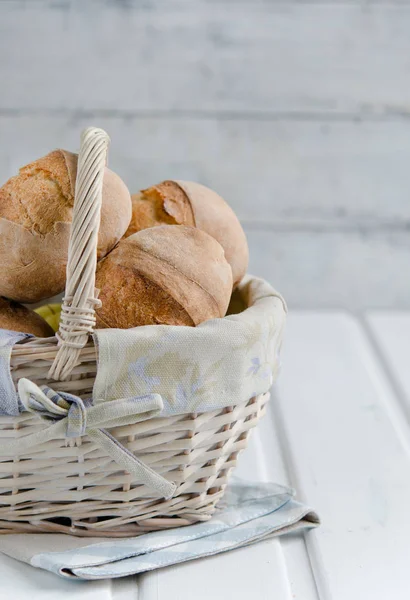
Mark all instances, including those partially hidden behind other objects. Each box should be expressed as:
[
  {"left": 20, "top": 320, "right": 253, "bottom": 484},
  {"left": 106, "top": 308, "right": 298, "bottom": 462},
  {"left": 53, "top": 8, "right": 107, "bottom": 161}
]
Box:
[
  {"left": 112, "top": 576, "right": 139, "bottom": 600},
  {"left": 1, "top": 115, "right": 410, "bottom": 227},
  {"left": 1, "top": 3, "right": 410, "bottom": 115},
  {"left": 275, "top": 312, "right": 410, "bottom": 600},
  {"left": 246, "top": 229, "right": 410, "bottom": 310},
  {"left": 139, "top": 544, "right": 292, "bottom": 600},
  {"left": 253, "top": 415, "right": 319, "bottom": 600},
  {"left": 365, "top": 312, "right": 410, "bottom": 418},
  {"left": 138, "top": 399, "right": 318, "bottom": 600},
  {"left": 0, "top": 551, "right": 114, "bottom": 600}
]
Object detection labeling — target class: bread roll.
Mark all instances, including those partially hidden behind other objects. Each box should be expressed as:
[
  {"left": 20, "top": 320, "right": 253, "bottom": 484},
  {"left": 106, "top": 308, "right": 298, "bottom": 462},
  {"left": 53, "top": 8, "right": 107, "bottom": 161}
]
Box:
[
  {"left": 0, "top": 298, "right": 54, "bottom": 337},
  {"left": 124, "top": 180, "right": 248, "bottom": 285},
  {"left": 95, "top": 225, "right": 233, "bottom": 329},
  {"left": 0, "top": 150, "right": 132, "bottom": 303}
]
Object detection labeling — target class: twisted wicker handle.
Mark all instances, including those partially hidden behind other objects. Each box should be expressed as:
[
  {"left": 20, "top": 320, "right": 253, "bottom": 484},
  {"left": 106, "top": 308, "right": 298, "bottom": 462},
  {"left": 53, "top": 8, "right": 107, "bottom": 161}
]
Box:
[{"left": 49, "top": 127, "right": 110, "bottom": 381}]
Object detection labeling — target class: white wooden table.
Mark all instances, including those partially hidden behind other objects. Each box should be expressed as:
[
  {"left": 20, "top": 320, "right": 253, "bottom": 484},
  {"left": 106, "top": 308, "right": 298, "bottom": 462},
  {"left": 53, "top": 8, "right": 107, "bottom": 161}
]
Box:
[{"left": 2, "top": 311, "right": 410, "bottom": 599}]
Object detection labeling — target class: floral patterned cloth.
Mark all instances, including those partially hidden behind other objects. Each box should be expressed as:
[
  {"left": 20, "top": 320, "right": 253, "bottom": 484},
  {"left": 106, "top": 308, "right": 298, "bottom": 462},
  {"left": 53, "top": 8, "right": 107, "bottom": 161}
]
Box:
[{"left": 93, "top": 275, "right": 287, "bottom": 416}]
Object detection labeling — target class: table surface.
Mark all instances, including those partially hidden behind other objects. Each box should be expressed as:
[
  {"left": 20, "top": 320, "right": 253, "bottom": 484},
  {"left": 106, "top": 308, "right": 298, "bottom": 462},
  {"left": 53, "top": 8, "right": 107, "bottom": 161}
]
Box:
[{"left": 2, "top": 311, "right": 410, "bottom": 599}]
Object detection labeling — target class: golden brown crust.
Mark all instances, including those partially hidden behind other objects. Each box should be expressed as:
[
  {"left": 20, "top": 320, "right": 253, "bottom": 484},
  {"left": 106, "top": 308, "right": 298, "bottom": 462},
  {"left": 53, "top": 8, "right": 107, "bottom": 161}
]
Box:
[
  {"left": 175, "top": 181, "right": 248, "bottom": 286},
  {"left": 125, "top": 181, "right": 195, "bottom": 238},
  {"left": 124, "top": 180, "right": 248, "bottom": 286},
  {"left": 0, "top": 150, "right": 132, "bottom": 302},
  {"left": 144, "top": 181, "right": 196, "bottom": 227},
  {"left": 125, "top": 191, "right": 174, "bottom": 237},
  {"left": 0, "top": 219, "right": 70, "bottom": 303},
  {"left": 0, "top": 150, "right": 75, "bottom": 235},
  {"left": 95, "top": 260, "right": 194, "bottom": 329},
  {"left": 0, "top": 298, "right": 54, "bottom": 337},
  {"left": 95, "top": 225, "right": 233, "bottom": 329}
]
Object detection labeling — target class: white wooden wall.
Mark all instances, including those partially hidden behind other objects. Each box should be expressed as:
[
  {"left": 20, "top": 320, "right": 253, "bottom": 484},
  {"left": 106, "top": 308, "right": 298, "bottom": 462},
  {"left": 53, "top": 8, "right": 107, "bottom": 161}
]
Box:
[{"left": 0, "top": 0, "right": 409, "bottom": 309}]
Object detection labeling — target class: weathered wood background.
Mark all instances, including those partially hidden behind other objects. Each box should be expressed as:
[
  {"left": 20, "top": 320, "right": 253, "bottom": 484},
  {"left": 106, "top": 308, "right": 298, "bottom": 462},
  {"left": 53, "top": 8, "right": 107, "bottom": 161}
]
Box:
[{"left": 1, "top": 0, "right": 409, "bottom": 309}]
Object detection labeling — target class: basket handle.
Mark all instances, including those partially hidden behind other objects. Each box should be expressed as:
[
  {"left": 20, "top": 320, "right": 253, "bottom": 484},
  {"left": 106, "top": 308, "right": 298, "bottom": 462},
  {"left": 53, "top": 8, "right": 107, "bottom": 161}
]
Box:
[{"left": 48, "top": 127, "right": 110, "bottom": 381}]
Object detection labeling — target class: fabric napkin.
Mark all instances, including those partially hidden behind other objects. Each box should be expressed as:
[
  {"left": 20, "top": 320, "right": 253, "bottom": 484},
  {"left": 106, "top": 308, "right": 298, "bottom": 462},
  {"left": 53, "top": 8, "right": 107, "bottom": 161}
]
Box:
[{"left": 0, "top": 478, "right": 319, "bottom": 580}]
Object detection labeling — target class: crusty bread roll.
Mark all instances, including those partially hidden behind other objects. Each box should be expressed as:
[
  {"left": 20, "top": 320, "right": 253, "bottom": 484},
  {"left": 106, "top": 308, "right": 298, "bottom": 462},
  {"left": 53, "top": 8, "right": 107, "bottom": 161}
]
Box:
[
  {"left": 0, "top": 298, "right": 54, "bottom": 337},
  {"left": 124, "top": 180, "right": 248, "bottom": 286},
  {"left": 95, "top": 225, "right": 233, "bottom": 329},
  {"left": 0, "top": 150, "right": 132, "bottom": 303}
]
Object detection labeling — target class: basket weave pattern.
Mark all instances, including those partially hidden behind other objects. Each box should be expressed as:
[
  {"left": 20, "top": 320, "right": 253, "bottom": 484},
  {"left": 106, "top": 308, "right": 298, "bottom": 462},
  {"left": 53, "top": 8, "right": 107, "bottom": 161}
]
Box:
[{"left": 1, "top": 347, "right": 268, "bottom": 535}]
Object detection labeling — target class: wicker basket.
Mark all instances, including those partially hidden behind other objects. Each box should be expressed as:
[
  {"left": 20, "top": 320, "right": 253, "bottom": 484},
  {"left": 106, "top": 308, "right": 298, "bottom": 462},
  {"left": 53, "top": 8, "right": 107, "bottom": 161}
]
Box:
[{"left": 0, "top": 128, "right": 285, "bottom": 537}]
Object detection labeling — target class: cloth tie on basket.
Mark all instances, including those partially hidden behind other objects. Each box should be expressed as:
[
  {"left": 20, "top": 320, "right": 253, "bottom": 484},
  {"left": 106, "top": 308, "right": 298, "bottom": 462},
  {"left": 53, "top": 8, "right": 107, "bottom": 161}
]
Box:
[
  {"left": 0, "top": 330, "right": 32, "bottom": 415},
  {"left": 0, "top": 378, "right": 176, "bottom": 499}
]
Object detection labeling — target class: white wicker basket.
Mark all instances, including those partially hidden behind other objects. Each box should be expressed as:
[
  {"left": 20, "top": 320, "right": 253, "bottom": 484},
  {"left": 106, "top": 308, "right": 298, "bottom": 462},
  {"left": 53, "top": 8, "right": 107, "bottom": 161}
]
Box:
[{"left": 0, "top": 128, "right": 285, "bottom": 537}]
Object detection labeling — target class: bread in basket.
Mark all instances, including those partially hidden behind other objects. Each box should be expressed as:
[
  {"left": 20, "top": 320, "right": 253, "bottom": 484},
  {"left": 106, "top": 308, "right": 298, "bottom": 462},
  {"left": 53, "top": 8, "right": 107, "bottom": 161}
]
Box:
[{"left": 0, "top": 128, "right": 286, "bottom": 537}]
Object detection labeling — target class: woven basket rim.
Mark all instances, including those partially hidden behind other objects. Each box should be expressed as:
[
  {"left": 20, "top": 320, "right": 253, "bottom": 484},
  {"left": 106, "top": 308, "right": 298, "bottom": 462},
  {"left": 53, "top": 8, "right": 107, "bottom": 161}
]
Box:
[{"left": 12, "top": 274, "right": 286, "bottom": 350}]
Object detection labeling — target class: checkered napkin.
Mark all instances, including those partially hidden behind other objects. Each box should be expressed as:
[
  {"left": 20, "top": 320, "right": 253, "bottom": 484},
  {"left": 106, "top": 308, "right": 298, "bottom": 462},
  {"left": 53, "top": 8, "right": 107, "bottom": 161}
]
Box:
[{"left": 0, "top": 479, "right": 319, "bottom": 580}]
